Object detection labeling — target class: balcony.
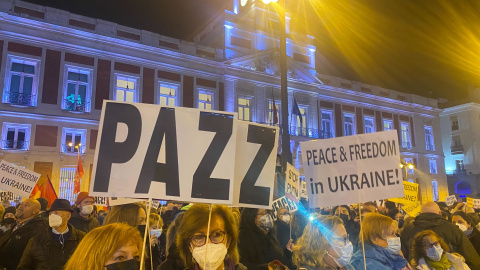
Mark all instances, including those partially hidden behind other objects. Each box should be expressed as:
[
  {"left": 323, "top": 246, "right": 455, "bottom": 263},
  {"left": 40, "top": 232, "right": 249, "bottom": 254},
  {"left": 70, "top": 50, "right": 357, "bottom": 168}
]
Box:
[
  {"left": 319, "top": 130, "right": 335, "bottom": 139},
  {"left": 452, "top": 124, "right": 459, "bottom": 131},
  {"left": 64, "top": 99, "right": 89, "bottom": 113},
  {"left": 4, "top": 92, "right": 35, "bottom": 106},
  {"left": 426, "top": 143, "right": 435, "bottom": 151},
  {"left": 0, "top": 140, "right": 29, "bottom": 150},
  {"left": 451, "top": 145, "right": 464, "bottom": 155},
  {"left": 255, "top": 122, "right": 321, "bottom": 138},
  {"left": 61, "top": 144, "right": 86, "bottom": 154},
  {"left": 402, "top": 142, "right": 412, "bottom": 150},
  {"left": 453, "top": 168, "right": 467, "bottom": 175}
]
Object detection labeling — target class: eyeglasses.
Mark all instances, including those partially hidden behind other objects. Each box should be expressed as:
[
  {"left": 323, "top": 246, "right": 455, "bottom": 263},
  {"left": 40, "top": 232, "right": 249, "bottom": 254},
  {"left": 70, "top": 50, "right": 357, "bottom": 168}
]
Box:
[
  {"left": 423, "top": 241, "right": 439, "bottom": 249},
  {"left": 190, "top": 230, "right": 227, "bottom": 247}
]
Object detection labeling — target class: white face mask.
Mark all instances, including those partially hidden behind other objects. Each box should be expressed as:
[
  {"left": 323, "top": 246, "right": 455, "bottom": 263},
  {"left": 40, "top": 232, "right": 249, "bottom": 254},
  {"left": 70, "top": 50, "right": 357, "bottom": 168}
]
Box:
[
  {"left": 456, "top": 223, "right": 468, "bottom": 232},
  {"left": 191, "top": 243, "right": 228, "bottom": 270},
  {"left": 329, "top": 241, "right": 353, "bottom": 267},
  {"left": 49, "top": 214, "right": 63, "bottom": 228},
  {"left": 426, "top": 244, "right": 444, "bottom": 262},
  {"left": 80, "top": 205, "right": 93, "bottom": 215},
  {"left": 386, "top": 237, "right": 401, "bottom": 254},
  {"left": 281, "top": 215, "right": 291, "bottom": 224}
]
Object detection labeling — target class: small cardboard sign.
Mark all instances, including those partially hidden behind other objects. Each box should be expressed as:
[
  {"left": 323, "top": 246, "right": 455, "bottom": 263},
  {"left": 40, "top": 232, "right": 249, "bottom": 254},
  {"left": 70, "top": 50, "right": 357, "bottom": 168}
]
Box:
[
  {"left": 445, "top": 195, "right": 457, "bottom": 206},
  {"left": 300, "top": 180, "right": 308, "bottom": 200},
  {"left": 271, "top": 196, "right": 298, "bottom": 219},
  {"left": 94, "top": 196, "right": 109, "bottom": 207},
  {"left": 467, "top": 197, "right": 474, "bottom": 208},
  {"left": 285, "top": 163, "right": 300, "bottom": 200},
  {"left": 0, "top": 160, "right": 40, "bottom": 198},
  {"left": 403, "top": 202, "right": 421, "bottom": 217}
]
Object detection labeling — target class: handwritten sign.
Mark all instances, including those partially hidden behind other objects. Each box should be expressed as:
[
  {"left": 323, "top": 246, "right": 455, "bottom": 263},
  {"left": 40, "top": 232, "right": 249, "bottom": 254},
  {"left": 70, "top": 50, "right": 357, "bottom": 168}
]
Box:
[
  {"left": 285, "top": 163, "right": 300, "bottom": 200},
  {"left": 445, "top": 195, "right": 457, "bottom": 206}
]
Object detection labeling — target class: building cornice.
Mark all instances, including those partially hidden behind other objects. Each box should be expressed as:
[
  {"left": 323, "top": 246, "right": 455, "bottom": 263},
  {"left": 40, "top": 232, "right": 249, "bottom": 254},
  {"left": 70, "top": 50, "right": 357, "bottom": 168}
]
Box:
[
  {"left": 0, "top": 110, "right": 99, "bottom": 125},
  {"left": 440, "top": 102, "right": 480, "bottom": 115}
]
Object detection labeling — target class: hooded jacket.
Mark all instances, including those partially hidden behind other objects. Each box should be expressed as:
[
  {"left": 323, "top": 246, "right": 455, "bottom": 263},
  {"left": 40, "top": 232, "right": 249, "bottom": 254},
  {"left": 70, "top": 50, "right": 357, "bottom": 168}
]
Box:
[{"left": 400, "top": 213, "right": 480, "bottom": 269}]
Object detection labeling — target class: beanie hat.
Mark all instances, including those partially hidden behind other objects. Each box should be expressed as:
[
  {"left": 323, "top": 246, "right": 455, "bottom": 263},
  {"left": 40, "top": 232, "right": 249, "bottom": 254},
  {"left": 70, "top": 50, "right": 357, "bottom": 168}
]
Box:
[{"left": 75, "top": 192, "right": 94, "bottom": 206}]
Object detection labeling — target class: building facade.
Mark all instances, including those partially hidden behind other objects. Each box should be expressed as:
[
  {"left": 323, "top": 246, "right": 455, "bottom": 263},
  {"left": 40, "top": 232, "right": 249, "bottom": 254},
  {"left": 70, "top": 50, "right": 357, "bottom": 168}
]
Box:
[
  {"left": 440, "top": 103, "right": 480, "bottom": 199},
  {"left": 0, "top": 0, "right": 447, "bottom": 203}
]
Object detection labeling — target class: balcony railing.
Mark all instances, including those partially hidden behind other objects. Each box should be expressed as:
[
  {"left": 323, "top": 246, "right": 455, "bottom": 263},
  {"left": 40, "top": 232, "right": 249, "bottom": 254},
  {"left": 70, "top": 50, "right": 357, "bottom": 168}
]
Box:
[
  {"left": 61, "top": 144, "right": 86, "bottom": 154},
  {"left": 426, "top": 143, "right": 435, "bottom": 151},
  {"left": 454, "top": 168, "right": 466, "bottom": 175},
  {"left": 0, "top": 140, "right": 29, "bottom": 150},
  {"left": 402, "top": 142, "right": 412, "bottom": 150},
  {"left": 319, "top": 130, "right": 335, "bottom": 139},
  {"left": 4, "top": 92, "right": 35, "bottom": 106},
  {"left": 64, "top": 99, "right": 89, "bottom": 112},
  {"left": 451, "top": 145, "right": 464, "bottom": 155}
]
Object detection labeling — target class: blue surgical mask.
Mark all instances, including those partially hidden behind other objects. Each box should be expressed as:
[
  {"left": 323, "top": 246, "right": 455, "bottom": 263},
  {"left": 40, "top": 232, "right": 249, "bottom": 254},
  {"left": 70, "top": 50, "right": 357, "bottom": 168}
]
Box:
[
  {"left": 386, "top": 237, "right": 401, "bottom": 254},
  {"left": 330, "top": 241, "right": 353, "bottom": 267},
  {"left": 426, "top": 244, "right": 443, "bottom": 262},
  {"left": 150, "top": 229, "right": 162, "bottom": 238}
]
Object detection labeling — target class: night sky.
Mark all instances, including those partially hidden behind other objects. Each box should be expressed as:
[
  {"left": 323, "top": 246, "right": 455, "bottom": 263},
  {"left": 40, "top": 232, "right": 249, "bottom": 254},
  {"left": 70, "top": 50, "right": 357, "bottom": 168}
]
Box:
[{"left": 25, "top": 0, "right": 480, "bottom": 107}]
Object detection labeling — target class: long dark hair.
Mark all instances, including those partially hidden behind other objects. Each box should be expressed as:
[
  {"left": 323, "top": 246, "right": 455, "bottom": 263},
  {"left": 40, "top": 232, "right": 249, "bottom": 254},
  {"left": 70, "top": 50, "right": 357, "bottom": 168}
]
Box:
[
  {"left": 238, "top": 208, "right": 284, "bottom": 267},
  {"left": 410, "top": 230, "right": 449, "bottom": 267}
]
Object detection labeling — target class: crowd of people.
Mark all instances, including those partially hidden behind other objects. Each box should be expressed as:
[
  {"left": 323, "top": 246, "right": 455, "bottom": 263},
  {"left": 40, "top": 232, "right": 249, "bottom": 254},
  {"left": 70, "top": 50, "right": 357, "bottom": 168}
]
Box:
[{"left": 0, "top": 192, "right": 479, "bottom": 270}]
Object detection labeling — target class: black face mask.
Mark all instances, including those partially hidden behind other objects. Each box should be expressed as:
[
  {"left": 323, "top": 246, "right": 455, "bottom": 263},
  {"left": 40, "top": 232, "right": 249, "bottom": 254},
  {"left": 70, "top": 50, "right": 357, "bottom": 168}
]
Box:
[
  {"left": 105, "top": 259, "right": 140, "bottom": 270},
  {"left": 137, "top": 225, "right": 146, "bottom": 237},
  {"left": 2, "top": 218, "right": 15, "bottom": 225},
  {"left": 398, "top": 219, "right": 405, "bottom": 229},
  {"left": 338, "top": 213, "right": 349, "bottom": 224}
]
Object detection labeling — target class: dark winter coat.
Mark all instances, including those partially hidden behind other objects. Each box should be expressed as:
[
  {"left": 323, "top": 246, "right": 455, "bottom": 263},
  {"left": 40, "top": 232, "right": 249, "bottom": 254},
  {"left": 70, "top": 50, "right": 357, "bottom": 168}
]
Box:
[
  {"left": 468, "top": 226, "right": 480, "bottom": 259},
  {"left": 68, "top": 208, "right": 100, "bottom": 233},
  {"left": 17, "top": 224, "right": 86, "bottom": 270},
  {"left": 400, "top": 213, "right": 480, "bottom": 269},
  {"left": 0, "top": 217, "right": 48, "bottom": 270}
]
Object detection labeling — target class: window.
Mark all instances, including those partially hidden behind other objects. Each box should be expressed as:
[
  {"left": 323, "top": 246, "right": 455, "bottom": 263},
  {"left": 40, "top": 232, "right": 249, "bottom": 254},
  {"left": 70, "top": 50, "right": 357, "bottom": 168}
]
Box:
[
  {"left": 198, "top": 90, "right": 214, "bottom": 110},
  {"left": 115, "top": 75, "right": 138, "bottom": 102},
  {"left": 429, "top": 159, "right": 437, "bottom": 174},
  {"left": 401, "top": 122, "right": 412, "bottom": 149},
  {"left": 1, "top": 123, "right": 31, "bottom": 150},
  {"left": 238, "top": 97, "right": 252, "bottom": 121},
  {"left": 451, "top": 116, "right": 459, "bottom": 131},
  {"left": 321, "top": 110, "right": 334, "bottom": 138},
  {"left": 268, "top": 100, "right": 280, "bottom": 126},
  {"left": 343, "top": 113, "right": 355, "bottom": 136},
  {"left": 293, "top": 106, "right": 307, "bottom": 136},
  {"left": 456, "top": 159, "right": 465, "bottom": 173},
  {"left": 383, "top": 119, "right": 393, "bottom": 131},
  {"left": 432, "top": 180, "right": 439, "bottom": 201},
  {"left": 63, "top": 66, "right": 92, "bottom": 112},
  {"left": 159, "top": 82, "right": 178, "bottom": 107},
  {"left": 408, "top": 179, "right": 414, "bottom": 183},
  {"left": 59, "top": 167, "right": 78, "bottom": 204},
  {"left": 61, "top": 128, "right": 86, "bottom": 154},
  {"left": 3, "top": 55, "right": 40, "bottom": 106},
  {"left": 424, "top": 126, "right": 435, "bottom": 151},
  {"left": 405, "top": 157, "right": 414, "bottom": 174},
  {"left": 364, "top": 116, "right": 375, "bottom": 134}
]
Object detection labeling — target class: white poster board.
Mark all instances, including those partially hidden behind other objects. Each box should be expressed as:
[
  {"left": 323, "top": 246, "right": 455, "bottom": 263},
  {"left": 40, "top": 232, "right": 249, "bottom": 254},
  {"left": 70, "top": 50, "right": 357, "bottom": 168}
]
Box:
[
  {"left": 0, "top": 160, "right": 40, "bottom": 198},
  {"left": 474, "top": 199, "right": 480, "bottom": 209},
  {"left": 445, "top": 195, "right": 457, "bottom": 206},
  {"left": 300, "top": 179, "right": 308, "bottom": 200},
  {"left": 232, "top": 121, "right": 279, "bottom": 208},
  {"left": 94, "top": 196, "right": 109, "bottom": 207},
  {"left": 108, "top": 197, "right": 144, "bottom": 206},
  {"left": 301, "top": 131, "right": 404, "bottom": 208},
  {"left": 285, "top": 163, "right": 300, "bottom": 200},
  {"left": 271, "top": 196, "right": 298, "bottom": 219}
]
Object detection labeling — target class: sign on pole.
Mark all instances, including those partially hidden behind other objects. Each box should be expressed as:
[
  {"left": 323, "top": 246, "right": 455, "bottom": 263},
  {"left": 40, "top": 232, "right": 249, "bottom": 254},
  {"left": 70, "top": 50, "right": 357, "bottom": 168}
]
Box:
[
  {"left": 271, "top": 196, "right": 298, "bottom": 219},
  {"left": 301, "top": 130, "right": 403, "bottom": 208},
  {"left": 467, "top": 197, "right": 474, "bottom": 208},
  {"left": 389, "top": 181, "right": 419, "bottom": 205},
  {"left": 94, "top": 196, "right": 109, "bottom": 207},
  {"left": 474, "top": 199, "right": 480, "bottom": 209},
  {"left": 0, "top": 160, "right": 40, "bottom": 198},
  {"left": 285, "top": 163, "right": 300, "bottom": 200},
  {"left": 445, "top": 195, "right": 457, "bottom": 206},
  {"left": 300, "top": 179, "right": 308, "bottom": 200}
]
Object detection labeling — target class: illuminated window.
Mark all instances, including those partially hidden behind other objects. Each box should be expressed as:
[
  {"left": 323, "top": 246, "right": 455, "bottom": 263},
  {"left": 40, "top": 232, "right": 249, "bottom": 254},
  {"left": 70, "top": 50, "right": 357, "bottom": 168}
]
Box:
[
  {"left": 425, "top": 126, "right": 435, "bottom": 151},
  {"left": 115, "top": 75, "right": 138, "bottom": 102},
  {"left": 383, "top": 119, "right": 393, "bottom": 131},
  {"left": 61, "top": 128, "right": 86, "bottom": 154},
  {"left": 321, "top": 110, "right": 334, "bottom": 138},
  {"left": 401, "top": 122, "right": 412, "bottom": 149},
  {"left": 343, "top": 113, "right": 355, "bottom": 136},
  {"left": 159, "top": 82, "right": 178, "bottom": 106},
  {"left": 405, "top": 157, "right": 414, "bottom": 174},
  {"left": 429, "top": 159, "right": 437, "bottom": 174},
  {"left": 364, "top": 116, "right": 375, "bottom": 134},
  {"left": 238, "top": 97, "right": 252, "bottom": 121},
  {"left": 268, "top": 100, "right": 280, "bottom": 126},
  {"left": 59, "top": 167, "right": 77, "bottom": 204},
  {"left": 3, "top": 55, "right": 40, "bottom": 106},
  {"left": 294, "top": 106, "right": 307, "bottom": 136},
  {"left": 62, "top": 66, "right": 92, "bottom": 112},
  {"left": 1, "top": 123, "right": 31, "bottom": 150},
  {"left": 432, "top": 180, "right": 439, "bottom": 201},
  {"left": 198, "top": 90, "right": 214, "bottom": 110}
]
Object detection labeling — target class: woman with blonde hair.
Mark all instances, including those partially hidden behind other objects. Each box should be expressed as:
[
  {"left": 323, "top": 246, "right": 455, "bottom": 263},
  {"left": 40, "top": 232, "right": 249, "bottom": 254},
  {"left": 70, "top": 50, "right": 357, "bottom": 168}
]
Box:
[
  {"left": 176, "top": 204, "right": 245, "bottom": 270},
  {"left": 103, "top": 203, "right": 147, "bottom": 228},
  {"left": 64, "top": 223, "right": 143, "bottom": 270},
  {"left": 293, "top": 215, "right": 354, "bottom": 270},
  {"left": 351, "top": 213, "right": 411, "bottom": 269},
  {"left": 149, "top": 213, "right": 166, "bottom": 269}
]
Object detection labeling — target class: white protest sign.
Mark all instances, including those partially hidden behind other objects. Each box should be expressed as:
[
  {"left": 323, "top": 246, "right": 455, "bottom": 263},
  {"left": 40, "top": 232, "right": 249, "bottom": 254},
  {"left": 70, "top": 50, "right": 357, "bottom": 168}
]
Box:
[
  {"left": 108, "top": 197, "right": 144, "bottom": 206},
  {"left": 90, "top": 101, "right": 237, "bottom": 204},
  {"left": 147, "top": 200, "right": 161, "bottom": 209},
  {"left": 285, "top": 163, "right": 300, "bottom": 200},
  {"left": 0, "top": 160, "right": 40, "bottom": 198},
  {"left": 271, "top": 196, "right": 298, "bottom": 219},
  {"left": 300, "top": 179, "right": 308, "bottom": 200},
  {"left": 0, "top": 191, "right": 20, "bottom": 202},
  {"left": 445, "top": 195, "right": 457, "bottom": 206},
  {"left": 474, "top": 199, "right": 480, "bottom": 209},
  {"left": 232, "top": 121, "right": 279, "bottom": 208},
  {"left": 301, "top": 130, "right": 403, "bottom": 208},
  {"left": 94, "top": 196, "right": 109, "bottom": 207}
]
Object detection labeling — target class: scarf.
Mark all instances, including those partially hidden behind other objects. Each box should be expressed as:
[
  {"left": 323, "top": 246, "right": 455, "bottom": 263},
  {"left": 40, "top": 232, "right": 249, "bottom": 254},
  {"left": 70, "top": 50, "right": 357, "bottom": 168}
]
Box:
[{"left": 424, "top": 254, "right": 451, "bottom": 270}]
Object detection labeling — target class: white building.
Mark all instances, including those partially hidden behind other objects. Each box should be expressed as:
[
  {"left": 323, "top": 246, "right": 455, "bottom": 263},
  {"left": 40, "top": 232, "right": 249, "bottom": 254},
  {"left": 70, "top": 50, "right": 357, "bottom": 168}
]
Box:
[
  {"left": 440, "top": 103, "right": 480, "bottom": 198},
  {"left": 0, "top": 0, "right": 447, "bottom": 203}
]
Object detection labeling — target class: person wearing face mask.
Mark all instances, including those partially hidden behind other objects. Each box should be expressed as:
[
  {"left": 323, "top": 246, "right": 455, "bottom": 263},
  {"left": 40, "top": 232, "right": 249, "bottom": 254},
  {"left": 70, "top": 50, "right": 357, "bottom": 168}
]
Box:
[
  {"left": 64, "top": 223, "right": 143, "bottom": 270},
  {"left": 451, "top": 211, "right": 480, "bottom": 257},
  {"left": 387, "top": 208, "right": 405, "bottom": 229},
  {"left": 176, "top": 204, "right": 246, "bottom": 270},
  {"left": 68, "top": 192, "right": 100, "bottom": 233},
  {"left": 410, "top": 230, "right": 471, "bottom": 270},
  {"left": 0, "top": 206, "right": 16, "bottom": 234},
  {"left": 275, "top": 207, "right": 296, "bottom": 256},
  {"left": 351, "top": 213, "right": 412, "bottom": 270},
  {"left": 238, "top": 208, "right": 290, "bottom": 270},
  {"left": 293, "top": 215, "right": 354, "bottom": 270},
  {"left": 147, "top": 213, "right": 166, "bottom": 269},
  {"left": 331, "top": 205, "right": 360, "bottom": 250},
  {"left": 17, "top": 199, "right": 86, "bottom": 270}
]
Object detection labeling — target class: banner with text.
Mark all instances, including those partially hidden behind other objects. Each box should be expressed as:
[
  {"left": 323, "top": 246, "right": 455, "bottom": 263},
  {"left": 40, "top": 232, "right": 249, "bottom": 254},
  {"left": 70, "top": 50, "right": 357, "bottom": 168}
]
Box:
[
  {"left": 389, "top": 181, "right": 419, "bottom": 205},
  {"left": 301, "top": 130, "right": 403, "bottom": 208},
  {"left": 285, "top": 163, "right": 300, "bottom": 200},
  {"left": 0, "top": 160, "right": 41, "bottom": 198},
  {"left": 445, "top": 195, "right": 457, "bottom": 206},
  {"left": 94, "top": 196, "right": 109, "bottom": 207},
  {"left": 300, "top": 179, "right": 308, "bottom": 200},
  {"left": 271, "top": 195, "right": 298, "bottom": 219}
]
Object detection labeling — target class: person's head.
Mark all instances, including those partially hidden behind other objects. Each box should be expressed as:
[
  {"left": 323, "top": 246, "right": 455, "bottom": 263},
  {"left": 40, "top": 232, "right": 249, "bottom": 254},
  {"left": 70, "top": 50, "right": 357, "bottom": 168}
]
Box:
[
  {"left": 231, "top": 207, "right": 241, "bottom": 227},
  {"left": 36, "top": 198, "right": 48, "bottom": 213},
  {"left": 15, "top": 198, "right": 41, "bottom": 221},
  {"left": 3, "top": 206, "right": 16, "bottom": 220},
  {"left": 293, "top": 215, "right": 352, "bottom": 269},
  {"left": 362, "top": 202, "right": 377, "bottom": 214},
  {"left": 149, "top": 213, "right": 164, "bottom": 238},
  {"left": 385, "top": 201, "right": 396, "bottom": 212},
  {"left": 75, "top": 192, "right": 95, "bottom": 216},
  {"left": 166, "top": 212, "right": 185, "bottom": 255},
  {"left": 104, "top": 203, "right": 146, "bottom": 228},
  {"left": 361, "top": 213, "right": 399, "bottom": 252},
  {"left": 277, "top": 207, "right": 291, "bottom": 224},
  {"left": 331, "top": 205, "right": 353, "bottom": 224},
  {"left": 410, "top": 230, "right": 449, "bottom": 266},
  {"left": 387, "top": 209, "right": 404, "bottom": 228},
  {"left": 421, "top": 202, "right": 442, "bottom": 215},
  {"left": 64, "top": 223, "right": 143, "bottom": 270},
  {"left": 166, "top": 201, "right": 182, "bottom": 211},
  {"left": 48, "top": 199, "right": 73, "bottom": 229},
  {"left": 452, "top": 211, "right": 472, "bottom": 232},
  {"left": 176, "top": 204, "right": 238, "bottom": 270}
]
